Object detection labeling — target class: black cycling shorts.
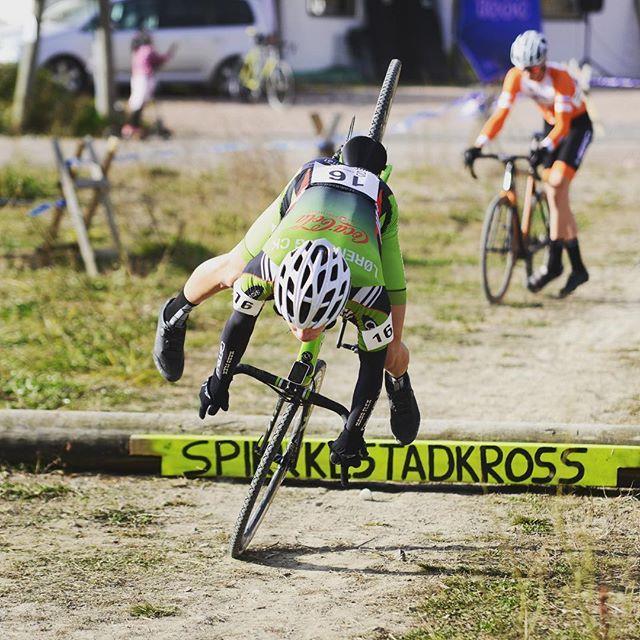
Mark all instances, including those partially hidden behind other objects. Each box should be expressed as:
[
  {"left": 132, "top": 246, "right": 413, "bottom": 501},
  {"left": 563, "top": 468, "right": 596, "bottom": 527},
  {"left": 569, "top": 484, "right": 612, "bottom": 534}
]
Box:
[{"left": 543, "top": 112, "right": 593, "bottom": 171}]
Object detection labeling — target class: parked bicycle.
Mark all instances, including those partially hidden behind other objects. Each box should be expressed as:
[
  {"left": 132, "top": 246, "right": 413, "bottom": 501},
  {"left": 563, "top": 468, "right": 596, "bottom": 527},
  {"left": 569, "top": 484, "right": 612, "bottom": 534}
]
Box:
[
  {"left": 229, "top": 30, "right": 295, "bottom": 109},
  {"left": 467, "top": 148, "right": 550, "bottom": 304}
]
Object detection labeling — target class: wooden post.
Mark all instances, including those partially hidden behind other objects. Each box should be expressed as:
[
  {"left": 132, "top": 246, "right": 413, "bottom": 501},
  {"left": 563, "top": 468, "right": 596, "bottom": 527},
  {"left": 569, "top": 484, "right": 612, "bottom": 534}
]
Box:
[
  {"left": 52, "top": 139, "right": 98, "bottom": 277},
  {"left": 11, "top": 0, "right": 45, "bottom": 132},
  {"left": 84, "top": 137, "right": 125, "bottom": 262},
  {"left": 84, "top": 136, "right": 119, "bottom": 228},
  {"left": 93, "top": 0, "right": 116, "bottom": 121},
  {"left": 42, "top": 139, "right": 87, "bottom": 252}
]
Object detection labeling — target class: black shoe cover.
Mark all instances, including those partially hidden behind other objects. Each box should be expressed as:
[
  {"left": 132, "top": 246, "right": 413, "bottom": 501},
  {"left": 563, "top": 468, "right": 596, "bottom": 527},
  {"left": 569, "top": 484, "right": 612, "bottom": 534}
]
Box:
[
  {"left": 385, "top": 372, "right": 421, "bottom": 445},
  {"left": 559, "top": 269, "right": 589, "bottom": 298},
  {"left": 152, "top": 298, "right": 187, "bottom": 382},
  {"left": 527, "top": 264, "right": 564, "bottom": 293}
]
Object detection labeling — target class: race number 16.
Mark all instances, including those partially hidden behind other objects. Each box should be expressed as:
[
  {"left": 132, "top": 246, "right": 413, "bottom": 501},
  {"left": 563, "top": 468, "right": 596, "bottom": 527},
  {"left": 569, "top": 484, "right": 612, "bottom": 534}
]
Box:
[{"left": 328, "top": 169, "right": 366, "bottom": 188}]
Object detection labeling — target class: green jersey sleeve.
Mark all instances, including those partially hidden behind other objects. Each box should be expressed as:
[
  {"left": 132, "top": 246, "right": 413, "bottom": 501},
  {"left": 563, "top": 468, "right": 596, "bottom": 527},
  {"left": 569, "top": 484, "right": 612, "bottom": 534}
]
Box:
[
  {"left": 380, "top": 190, "right": 407, "bottom": 305},
  {"left": 239, "top": 166, "right": 307, "bottom": 262}
]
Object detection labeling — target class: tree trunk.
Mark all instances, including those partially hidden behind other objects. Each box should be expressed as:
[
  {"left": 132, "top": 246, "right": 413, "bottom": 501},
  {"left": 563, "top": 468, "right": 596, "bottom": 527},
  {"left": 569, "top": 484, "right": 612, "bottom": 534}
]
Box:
[
  {"left": 11, "top": 0, "right": 45, "bottom": 133},
  {"left": 94, "top": 0, "right": 116, "bottom": 121}
]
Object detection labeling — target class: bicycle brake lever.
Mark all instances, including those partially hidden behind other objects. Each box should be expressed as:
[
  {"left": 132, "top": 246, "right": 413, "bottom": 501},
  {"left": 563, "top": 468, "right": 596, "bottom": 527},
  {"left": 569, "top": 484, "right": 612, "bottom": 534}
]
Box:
[{"left": 469, "top": 162, "right": 478, "bottom": 180}]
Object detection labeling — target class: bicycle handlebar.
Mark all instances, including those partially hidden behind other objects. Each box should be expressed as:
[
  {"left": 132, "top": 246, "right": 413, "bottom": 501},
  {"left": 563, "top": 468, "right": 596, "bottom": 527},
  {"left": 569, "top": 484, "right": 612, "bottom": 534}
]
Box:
[
  {"left": 233, "top": 363, "right": 350, "bottom": 424},
  {"left": 467, "top": 153, "right": 540, "bottom": 181}
]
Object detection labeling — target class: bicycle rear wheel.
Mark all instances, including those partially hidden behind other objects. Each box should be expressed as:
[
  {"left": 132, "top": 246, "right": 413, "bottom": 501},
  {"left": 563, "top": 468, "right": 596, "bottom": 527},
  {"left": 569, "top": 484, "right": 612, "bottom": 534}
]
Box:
[
  {"left": 266, "top": 61, "right": 295, "bottom": 109},
  {"left": 480, "top": 195, "right": 517, "bottom": 304},
  {"left": 525, "top": 192, "right": 551, "bottom": 279},
  {"left": 368, "top": 59, "right": 401, "bottom": 142}
]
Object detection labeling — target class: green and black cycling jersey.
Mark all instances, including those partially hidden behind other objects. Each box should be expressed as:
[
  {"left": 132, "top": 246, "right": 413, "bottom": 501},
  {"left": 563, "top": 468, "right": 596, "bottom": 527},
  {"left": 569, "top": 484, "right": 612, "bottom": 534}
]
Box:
[{"left": 238, "top": 157, "right": 407, "bottom": 305}]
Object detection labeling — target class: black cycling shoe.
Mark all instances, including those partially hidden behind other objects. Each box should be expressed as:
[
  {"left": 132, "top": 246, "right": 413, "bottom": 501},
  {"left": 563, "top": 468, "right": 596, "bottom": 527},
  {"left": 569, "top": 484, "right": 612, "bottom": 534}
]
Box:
[
  {"left": 152, "top": 298, "right": 187, "bottom": 382},
  {"left": 559, "top": 269, "right": 589, "bottom": 298},
  {"left": 527, "top": 265, "right": 564, "bottom": 293},
  {"left": 329, "top": 428, "right": 367, "bottom": 468},
  {"left": 385, "top": 372, "right": 421, "bottom": 445}
]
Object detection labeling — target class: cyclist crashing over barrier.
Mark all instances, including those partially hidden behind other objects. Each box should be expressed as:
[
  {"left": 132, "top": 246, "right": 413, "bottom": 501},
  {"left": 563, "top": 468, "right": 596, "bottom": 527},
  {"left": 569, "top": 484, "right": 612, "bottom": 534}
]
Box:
[
  {"left": 154, "top": 64, "right": 420, "bottom": 450},
  {"left": 464, "top": 30, "right": 593, "bottom": 298},
  {"left": 198, "top": 134, "right": 421, "bottom": 465}
]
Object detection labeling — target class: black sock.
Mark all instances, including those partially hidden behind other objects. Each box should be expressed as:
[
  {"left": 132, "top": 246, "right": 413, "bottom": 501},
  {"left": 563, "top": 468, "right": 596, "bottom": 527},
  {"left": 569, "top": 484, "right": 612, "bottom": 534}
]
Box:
[
  {"left": 547, "top": 239, "right": 564, "bottom": 274},
  {"left": 164, "top": 290, "right": 196, "bottom": 327},
  {"left": 564, "top": 239, "right": 586, "bottom": 273}
]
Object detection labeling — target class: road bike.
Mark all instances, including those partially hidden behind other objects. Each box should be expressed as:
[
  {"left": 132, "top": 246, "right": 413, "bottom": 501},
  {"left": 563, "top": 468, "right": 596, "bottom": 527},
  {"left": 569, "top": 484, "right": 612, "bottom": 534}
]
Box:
[
  {"left": 229, "top": 30, "right": 295, "bottom": 109},
  {"left": 229, "top": 59, "right": 402, "bottom": 558},
  {"left": 467, "top": 150, "right": 550, "bottom": 304}
]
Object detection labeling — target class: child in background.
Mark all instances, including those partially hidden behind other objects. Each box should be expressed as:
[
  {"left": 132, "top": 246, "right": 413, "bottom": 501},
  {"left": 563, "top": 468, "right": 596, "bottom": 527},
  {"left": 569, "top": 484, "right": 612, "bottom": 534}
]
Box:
[{"left": 121, "top": 31, "right": 176, "bottom": 139}]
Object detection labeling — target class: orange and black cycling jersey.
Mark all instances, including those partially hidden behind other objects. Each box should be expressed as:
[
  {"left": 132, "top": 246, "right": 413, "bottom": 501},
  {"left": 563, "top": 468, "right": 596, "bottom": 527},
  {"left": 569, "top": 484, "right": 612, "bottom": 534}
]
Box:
[{"left": 476, "top": 63, "right": 587, "bottom": 151}]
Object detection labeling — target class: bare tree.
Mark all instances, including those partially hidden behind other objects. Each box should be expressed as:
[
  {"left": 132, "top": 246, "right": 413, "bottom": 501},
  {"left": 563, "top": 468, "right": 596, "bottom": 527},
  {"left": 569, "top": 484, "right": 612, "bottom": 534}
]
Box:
[
  {"left": 11, "top": 0, "right": 46, "bottom": 132},
  {"left": 94, "top": 0, "right": 115, "bottom": 121}
]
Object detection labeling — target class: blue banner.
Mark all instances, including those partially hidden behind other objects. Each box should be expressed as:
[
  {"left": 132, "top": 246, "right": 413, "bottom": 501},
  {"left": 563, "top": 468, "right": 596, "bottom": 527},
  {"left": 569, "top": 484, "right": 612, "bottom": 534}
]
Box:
[{"left": 457, "top": 0, "right": 542, "bottom": 83}]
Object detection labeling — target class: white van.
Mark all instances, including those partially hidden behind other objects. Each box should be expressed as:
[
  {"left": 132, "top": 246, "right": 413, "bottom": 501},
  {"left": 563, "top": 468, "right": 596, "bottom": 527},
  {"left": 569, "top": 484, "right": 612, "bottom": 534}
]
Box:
[{"left": 0, "top": 0, "right": 268, "bottom": 93}]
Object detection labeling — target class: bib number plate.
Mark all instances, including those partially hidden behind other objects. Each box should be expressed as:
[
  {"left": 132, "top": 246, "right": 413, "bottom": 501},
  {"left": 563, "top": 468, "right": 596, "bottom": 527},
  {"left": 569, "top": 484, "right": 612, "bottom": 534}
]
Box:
[
  {"left": 310, "top": 163, "right": 379, "bottom": 201},
  {"left": 232, "top": 282, "right": 264, "bottom": 317},
  {"left": 361, "top": 315, "right": 394, "bottom": 351}
]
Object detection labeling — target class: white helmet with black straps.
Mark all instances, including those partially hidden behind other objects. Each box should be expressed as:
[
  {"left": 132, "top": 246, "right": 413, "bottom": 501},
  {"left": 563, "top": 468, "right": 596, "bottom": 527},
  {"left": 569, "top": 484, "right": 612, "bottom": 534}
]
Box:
[
  {"left": 274, "top": 239, "right": 350, "bottom": 329},
  {"left": 510, "top": 30, "right": 548, "bottom": 70}
]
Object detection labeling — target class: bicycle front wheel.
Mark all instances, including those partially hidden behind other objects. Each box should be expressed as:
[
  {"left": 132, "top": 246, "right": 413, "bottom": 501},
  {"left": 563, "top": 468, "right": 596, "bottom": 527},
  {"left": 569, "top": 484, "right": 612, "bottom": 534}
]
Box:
[
  {"left": 480, "top": 195, "right": 517, "bottom": 304},
  {"left": 525, "top": 192, "right": 551, "bottom": 279},
  {"left": 230, "top": 400, "right": 299, "bottom": 558},
  {"left": 266, "top": 61, "right": 295, "bottom": 109}
]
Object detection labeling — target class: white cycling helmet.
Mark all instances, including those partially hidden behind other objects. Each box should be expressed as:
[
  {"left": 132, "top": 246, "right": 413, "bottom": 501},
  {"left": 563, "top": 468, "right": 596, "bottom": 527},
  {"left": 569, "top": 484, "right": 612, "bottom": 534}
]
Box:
[
  {"left": 510, "top": 30, "right": 548, "bottom": 70},
  {"left": 274, "top": 239, "right": 350, "bottom": 329}
]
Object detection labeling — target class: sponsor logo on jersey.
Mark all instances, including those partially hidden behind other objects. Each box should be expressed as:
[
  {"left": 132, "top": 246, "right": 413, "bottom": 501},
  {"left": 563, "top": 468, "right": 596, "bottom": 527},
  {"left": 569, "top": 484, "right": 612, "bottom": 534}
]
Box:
[{"left": 291, "top": 213, "right": 369, "bottom": 244}]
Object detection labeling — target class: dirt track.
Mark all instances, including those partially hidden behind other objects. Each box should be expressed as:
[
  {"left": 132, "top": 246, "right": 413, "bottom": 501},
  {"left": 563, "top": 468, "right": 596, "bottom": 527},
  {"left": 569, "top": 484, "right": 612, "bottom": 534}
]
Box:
[{"left": 1, "top": 87, "right": 640, "bottom": 639}]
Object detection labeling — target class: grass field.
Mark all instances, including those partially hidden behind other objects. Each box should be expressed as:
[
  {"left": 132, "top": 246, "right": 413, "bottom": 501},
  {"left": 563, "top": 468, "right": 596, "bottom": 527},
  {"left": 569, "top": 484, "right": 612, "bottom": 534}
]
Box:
[{"left": 1, "top": 135, "right": 639, "bottom": 638}]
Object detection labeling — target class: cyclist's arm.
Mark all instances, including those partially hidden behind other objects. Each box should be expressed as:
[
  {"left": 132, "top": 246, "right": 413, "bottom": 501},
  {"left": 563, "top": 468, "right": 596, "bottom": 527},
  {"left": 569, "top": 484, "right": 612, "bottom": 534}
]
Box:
[
  {"left": 380, "top": 191, "right": 407, "bottom": 306},
  {"left": 541, "top": 72, "right": 576, "bottom": 151},
  {"left": 240, "top": 162, "right": 315, "bottom": 262},
  {"left": 475, "top": 68, "right": 521, "bottom": 147}
]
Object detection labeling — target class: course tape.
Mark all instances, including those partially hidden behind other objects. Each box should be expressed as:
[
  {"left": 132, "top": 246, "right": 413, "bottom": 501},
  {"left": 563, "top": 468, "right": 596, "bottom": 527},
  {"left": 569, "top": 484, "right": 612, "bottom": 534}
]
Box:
[{"left": 130, "top": 435, "right": 640, "bottom": 488}]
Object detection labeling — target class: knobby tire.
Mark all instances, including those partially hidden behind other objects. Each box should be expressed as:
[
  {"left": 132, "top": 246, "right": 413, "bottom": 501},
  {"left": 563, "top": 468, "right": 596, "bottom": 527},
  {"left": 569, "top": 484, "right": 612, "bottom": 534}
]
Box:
[
  {"left": 368, "top": 59, "right": 402, "bottom": 142},
  {"left": 229, "top": 361, "right": 327, "bottom": 558},
  {"left": 230, "top": 400, "right": 298, "bottom": 558},
  {"left": 525, "top": 192, "right": 551, "bottom": 279},
  {"left": 481, "top": 195, "right": 517, "bottom": 304}
]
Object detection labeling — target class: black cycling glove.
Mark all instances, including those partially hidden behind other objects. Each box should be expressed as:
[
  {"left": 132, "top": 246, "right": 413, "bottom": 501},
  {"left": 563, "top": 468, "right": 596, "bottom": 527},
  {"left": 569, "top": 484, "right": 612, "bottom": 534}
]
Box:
[
  {"left": 199, "top": 374, "right": 230, "bottom": 419},
  {"left": 464, "top": 146, "right": 482, "bottom": 167},
  {"left": 329, "top": 428, "right": 368, "bottom": 468},
  {"left": 529, "top": 147, "right": 549, "bottom": 168}
]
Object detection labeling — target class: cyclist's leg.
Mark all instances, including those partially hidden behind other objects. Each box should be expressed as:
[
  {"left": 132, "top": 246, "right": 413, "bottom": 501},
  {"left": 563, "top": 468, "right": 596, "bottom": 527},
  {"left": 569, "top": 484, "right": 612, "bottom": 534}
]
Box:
[
  {"left": 349, "top": 288, "right": 420, "bottom": 445},
  {"left": 549, "top": 124, "right": 593, "bottom": 296},
  {"left": 183, "top": 197, "right": 282, "bottom": 303},
  {"left": 154, "top": 200, "right": 281, "bottom": 381}
]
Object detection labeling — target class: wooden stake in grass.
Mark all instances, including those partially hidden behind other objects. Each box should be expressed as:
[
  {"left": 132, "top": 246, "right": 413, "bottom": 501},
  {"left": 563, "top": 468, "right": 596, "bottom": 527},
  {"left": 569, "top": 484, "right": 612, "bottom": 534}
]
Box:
[{"left": 598, "top": 584, "right": 610, "bottom": 640}]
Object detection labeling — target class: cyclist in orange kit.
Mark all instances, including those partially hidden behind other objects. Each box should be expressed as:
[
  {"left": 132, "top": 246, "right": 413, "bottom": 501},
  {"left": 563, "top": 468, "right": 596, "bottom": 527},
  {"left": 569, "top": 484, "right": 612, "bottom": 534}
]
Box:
[{"left": 465, "top": 30, "right": 593, "bottom": 297}]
